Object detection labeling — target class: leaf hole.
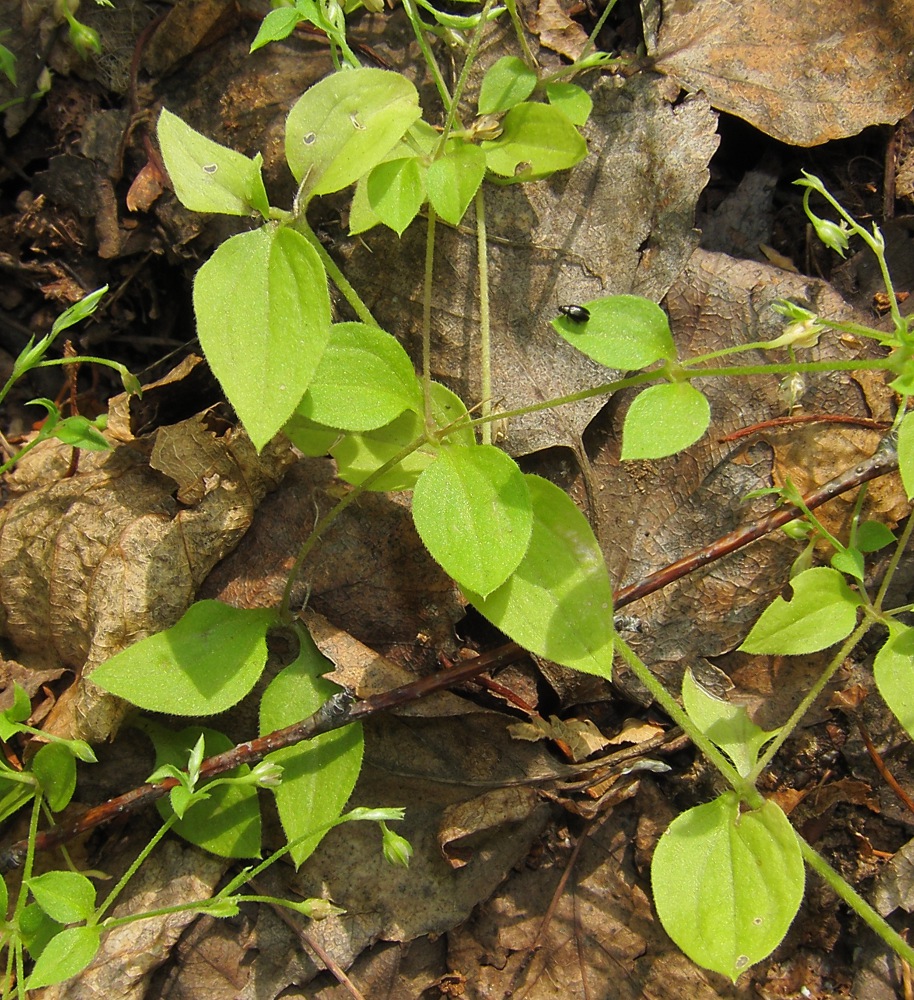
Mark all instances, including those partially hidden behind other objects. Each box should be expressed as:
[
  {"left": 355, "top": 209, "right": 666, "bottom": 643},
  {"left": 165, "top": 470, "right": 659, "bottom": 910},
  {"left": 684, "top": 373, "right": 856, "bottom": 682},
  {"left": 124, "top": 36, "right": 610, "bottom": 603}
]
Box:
[
  {"left": 349, "top": 112, "right": 366, "bottom": 131},
  {"left": 303, "top": 132, "right": 317, "bottom": 145},
  {"left": 735, "top": 955, "right": 750, "bottom": 970},
  {"left": 202, "top": 163, "right": 219, "bottom": 174}
]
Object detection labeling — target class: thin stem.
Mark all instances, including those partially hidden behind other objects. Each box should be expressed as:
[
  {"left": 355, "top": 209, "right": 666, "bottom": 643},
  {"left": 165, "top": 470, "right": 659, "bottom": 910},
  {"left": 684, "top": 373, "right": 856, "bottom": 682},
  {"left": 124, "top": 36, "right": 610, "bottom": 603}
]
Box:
[
  {"left": 475, "top": 187, "right": 492, "bottom": 444},
  {"left": 875, "top": 488, "right": 914, "bottom": 610},
  {"left": 575, "top": 0, "right": 618, "bottom": 65},
  {"left": 422, "top": 206, "right": 437, "bottom": 431},
  {"left": 436, "top": 0, "right": 498, "bottom": 152},
  {"left": 504, "top": 0, "right": 536, "bottom": 68},
  {"left": 750, "top": 620, "right": 872, "bottom": 782},
  {"left": 798, "top": 835, "right": 914, "bottom": 967},
  {"left": 401, "top": 0, "right": 452, "bottom": 107},
  {"left": 95, "top": 814, "right": 178, "bottom": 922},
  {"left": 294, "top": 223, "right": 378, "bottom": 328},
  {"left": 613, "top": 636, "right": 749, "bottom": 796}
]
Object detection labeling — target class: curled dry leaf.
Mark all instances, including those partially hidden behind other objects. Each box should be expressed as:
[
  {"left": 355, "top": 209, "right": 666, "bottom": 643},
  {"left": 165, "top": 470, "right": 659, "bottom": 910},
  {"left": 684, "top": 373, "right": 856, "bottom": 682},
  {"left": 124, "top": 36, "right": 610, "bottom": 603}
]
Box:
[
  {"left": 0, "top": 364, "right": 296, "bottom": 743},
  {"left": 652, "top": 0, "right": 914, "bottom": 146}
]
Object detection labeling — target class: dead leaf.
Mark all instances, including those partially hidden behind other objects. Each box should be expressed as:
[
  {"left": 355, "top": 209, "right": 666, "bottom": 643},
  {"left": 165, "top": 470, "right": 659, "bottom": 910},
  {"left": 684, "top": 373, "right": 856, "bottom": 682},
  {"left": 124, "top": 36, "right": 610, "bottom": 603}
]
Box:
[
  {"left": 439, "top": 786, "right": 539, "bottom": 868},
  {"left": 532, "top": 0, "right": 590, "bottom": 61},
  {"left": 652, "top": 0, "right": 914, "bottom": 146},
  {"left": 509, "top": 714, "right": 610, "bottom": 762}
]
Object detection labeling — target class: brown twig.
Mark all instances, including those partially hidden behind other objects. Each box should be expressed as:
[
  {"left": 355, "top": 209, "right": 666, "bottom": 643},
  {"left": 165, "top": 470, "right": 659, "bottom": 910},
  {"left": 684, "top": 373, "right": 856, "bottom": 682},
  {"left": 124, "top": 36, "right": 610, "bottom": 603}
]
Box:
[{"left": 857, "top": 718, "right": 914, "bottom": 819}]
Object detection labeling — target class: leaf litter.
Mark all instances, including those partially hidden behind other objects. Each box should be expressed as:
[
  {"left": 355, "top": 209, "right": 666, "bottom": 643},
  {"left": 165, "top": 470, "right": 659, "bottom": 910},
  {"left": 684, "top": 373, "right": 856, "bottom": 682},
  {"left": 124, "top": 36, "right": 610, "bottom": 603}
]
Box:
[{"left": 2, "top": 0, "right": 914, "bottom": 995}]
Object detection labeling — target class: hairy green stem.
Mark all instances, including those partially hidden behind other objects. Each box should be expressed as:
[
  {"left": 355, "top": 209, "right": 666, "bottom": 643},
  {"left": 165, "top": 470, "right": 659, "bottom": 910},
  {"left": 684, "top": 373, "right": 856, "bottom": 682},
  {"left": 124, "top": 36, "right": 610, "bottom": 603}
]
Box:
[
  {"left": 422, "top": 207, "right": 437, "bottom": 431},
  {"left": 475, "top": 188, "right": 492, "bottom": 444},
  {"left": 875, "top": 483, "right": 914, "bottom": 610},
  {"left": 95, "top": 814, "right": 178, "bottom": 922},
  {"left": 798, "top": 835, "right": 914, "bottom": 966},
  {"left": 295, "top": 223, "right": 378, "bottom": 328},
  {"left": 613, "top": 636, "right": 748, "bottom": 795},
  {"left": 401, "top": 0, "right": 452, "bottom": 107},
  {"left": 750, "top": 620, "right": 872, "bottom": 782}
]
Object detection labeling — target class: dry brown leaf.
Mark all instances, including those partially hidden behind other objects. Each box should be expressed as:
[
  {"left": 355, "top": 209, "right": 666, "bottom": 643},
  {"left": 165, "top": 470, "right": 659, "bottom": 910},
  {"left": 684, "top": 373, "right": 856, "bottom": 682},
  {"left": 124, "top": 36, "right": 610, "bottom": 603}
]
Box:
[
  {"left": 652, "top": 0, "right": 914, "bottom": 146},
  {"left": 438, "top": 786, "right": 539, "bottom": 868},
  {"left": 0, "top": 368, "right": 295, "bottom": 742},
  {"left": 509, "top": 714, "right": 610, "bottom": 761},
  {"left": 532, "top": 0, "right": 590, "bottom": 61}
]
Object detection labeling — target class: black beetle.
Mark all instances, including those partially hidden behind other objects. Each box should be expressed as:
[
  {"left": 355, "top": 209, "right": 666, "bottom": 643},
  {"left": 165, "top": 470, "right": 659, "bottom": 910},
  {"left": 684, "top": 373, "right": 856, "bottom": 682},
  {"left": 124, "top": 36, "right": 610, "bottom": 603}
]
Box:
[{"left": 559, "top": 304, "right": 590, "bottom": 323}]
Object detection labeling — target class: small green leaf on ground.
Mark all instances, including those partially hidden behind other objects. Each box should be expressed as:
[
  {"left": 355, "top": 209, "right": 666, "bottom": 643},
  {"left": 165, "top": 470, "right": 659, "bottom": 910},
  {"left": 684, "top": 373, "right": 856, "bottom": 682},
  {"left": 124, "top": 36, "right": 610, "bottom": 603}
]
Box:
[
  {"left": 739, "top": 566, "right": 862, "bottom": 655},
  {"left": 553, "top": 294, "right": 676, "bottom": 370},
  {"left": 193, "top": 223, "right": 331, "bottom": 451},
  {"left": 285, "top": 68, "right": 421, "bottom": 198},
  {"left": 478, "top": 56, "right": 538, "bottom": 114},
  {"left": 26, "top": 926, "right": 102, "bottom": 990},
  {"left": 652, "top": 792, "right": 804, "bottom": 982},
  {"left": 27, "top": 872, "right": 96, "bottom": 924},
  {"left": 874, "top": 623, "right": 914, "bottom": 740},
  {"left": 157, "top": 108, "right": 269, "bottom": 218},
  {"left": 481, "top": 103, "right": 587, "bottom": 180},
  {"left": 545, "top": 82, "right": 593, "bottom": 125},
  {"left": 426, "top": 142, "right": 486, "bottom": 225},
  {"left": 366, "top": 157, "right": 427, "bottom": 235},
  {"left": 682, "top": 669, "right": 779, "bottom": 777},
  {"left": 31, "top": 743, "right": 76, "bottom": 812},
  {"left": 92, "top": 601, "right": 276, "bottom": 715},
  {"left": 621, "top": 382, "right": 710, "bottom": 459},
  {"left": 465, "top": 475, "right": 614, "bottom": 677},
  {"left": 412, "top": 445, "right": 533, "bottom": 596},
  {"left": 298, "top": 322, "right": 422, "bottom": 431},
  {"left": 260, "top": 628, "right": 363, "bottom": 867}
]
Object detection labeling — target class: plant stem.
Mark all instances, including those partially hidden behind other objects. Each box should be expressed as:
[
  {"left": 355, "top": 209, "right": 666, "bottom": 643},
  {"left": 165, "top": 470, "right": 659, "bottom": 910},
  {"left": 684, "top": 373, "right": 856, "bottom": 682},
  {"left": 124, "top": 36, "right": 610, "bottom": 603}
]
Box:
[
  {"left": 95, "top": 814, "right": 178, "bottom": 922},
  {"left": 475, "top": 188, "right": 492, "bottom": 444},
  {"left": 750, "top": 620, "right": 872, "bottom": 782},
  {"left": 422, "top": 207, "right": 437, "bottom": 431},
  {"left": 613, "top": 636, "right": 749, "bottom": 796},
  {"left": 874, "top": 488, "right": 914, "bottom": 610},
  {"left": 295, "top": 222, "right": 378, "bottom": 328},
  {"left": 798, "top": 835, "right": 914, "bottom": 967},
  {"left": 401, "top": 0, "right": 452, "bottom": 107}
]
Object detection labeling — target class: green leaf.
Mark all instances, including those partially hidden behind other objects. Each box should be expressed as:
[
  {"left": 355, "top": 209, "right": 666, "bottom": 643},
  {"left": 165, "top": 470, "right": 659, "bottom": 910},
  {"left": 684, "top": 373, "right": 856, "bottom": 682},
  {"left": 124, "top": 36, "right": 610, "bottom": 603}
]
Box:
[
  {"left": 855, "top": 520, "right": 895, "bottom": 553},
  {"left": 250, "top": 7, "right": 302, "bottom": 51},
  {"left": 412, "top": 445, "right": 533, "bottom": 596},
  {"left": 552, "top": 294, "right": 676, "bottom": 370},
  {"left": 681, "top": 670, "right": 779, "bottom": 777},
  {"left": 282, "top": 412, "right": 341, "bottom": 456},
  {"left": 50, "top": 286, "right": 108, "bottom": 338},
  {"left": 157, "top": 108, "right": 269, "bottom": 219},
  {"left": 874, "top": 623, "right": 914, "bottom": 740},
  {"left": 50, "top": 415, "right": 111, "bottom": 451},
  {"left": 426, "top": 142, "right": 486, "bottom": 225},
  {"left": 27, "top": 871, "right": 96, "bottom": 924},
  {"left": 193, "top": 224, "right": 331, "bottom": 451},
  {"left": 285, "top": 68, "right": 421, "bottom": 199},
  {"left": 297, "top": 322, "right": 422, "bottom": 431},
  {"left": 739, "top": 566, "right": 862, "bottom": 655},
  {"left": 0, "top": 873, "right": 7, "bottom": 915},
  {"left": 621, "top": 382, "right": 710, "bottom": 460},
  {"left": 830, "top": 546, "right": 864, "bottom": 582},
  {"left": 25, "top": 925, "right": 101, "bottom": 990},
  {"left": 1, "top": 681, "right": 32, "bottom": 731},
  {"left": 20, "top": 904, "right": 62, "bottom": 960},
  {"left": 0, "top": 772, "right": 35, "bottom": 825},
  {"left": 366, "top": 157, "right": 426, "bottom": 236},
  {"left": 478, "top": 56, "right": 538, "bottom": 114},
  {"left": 545, "top": 82, "right": 592, "bottom": 125},
  {"left": 652, "top": 793, "right": 804, "bottom": 982},
  {"left": 91, "top": 601, "right": 275, "bottom": 715},
  {"left": 260, "top": 628, "right": 363, "bottom": 867},
  {"left": 31, "top": 743, "right": 76, "bottom": 812},
  {"left": 465, "top": 475, "right": 614, "bottom": 676},
  {"left": 481, "top": 103, "right": 587, "bottom": 181},
  {"left": 144, "top": 722, "right": 262, "bottom": 858},
  {"left": 332, "top": 382, "right": 474, "bottom": 491},
  {"left": 898, "top": 409, "right": 914, "bottom": 500}
]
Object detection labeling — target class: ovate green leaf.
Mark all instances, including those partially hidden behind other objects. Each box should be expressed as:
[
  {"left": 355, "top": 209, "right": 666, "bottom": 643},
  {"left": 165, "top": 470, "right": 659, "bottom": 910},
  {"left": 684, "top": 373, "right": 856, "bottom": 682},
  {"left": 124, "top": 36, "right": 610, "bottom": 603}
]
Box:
[
  {"left": 31, "top": 743, "right": 76, "bottom": 812},
  {"left": 545, "top": 82, "right": 592, "bottom": 125},
  {"left": 478, "top": 56, "right": 537, "bottom": 114},
  {"left": 898, "top": 409, "right": 914, "bottom": 500},
  {"left": 874, "top": 623, "right": 914, "bottom": 740},
  {"left": 621, "top": 382, "right": 710, "bottom": 459},
  {"left": 332, "top": 382, "right": 473, "bottom": 491},
  {"left": 652, "top": 793, "right": 804, "bottom": 982},
  {"left": 91, "top": 601, "right": 275, "bottom": 715},
  {"left": 366, "top": 157, "right": 426, "bottom": 236},
  {"left": 552, "top": 294, "right": 675, "bottom": 370},
  {"left": 481, "top": 103, "right": 587, "bottom": 180},
  {"left": 157, "top": 108, "right": 269, "bottom": 218},
  {"left": 260, "top": 628, "right": 363, "bottom": 867},
  {"left": 465, "top": 475, "right": 614, "bottom": 676},
  {"left": 682, "top": 670, "right": 779, "bottom": 777},
  {"left": 298, "top": 322, "right": 422, "bottom": 430},
  {"left": 285, "top": 69, "right": 421, "bottom": 198},
  {"left": 26, "top": 926, "right": 101, "bottom": 990},
  {"left": 145, "top": 722, "right": 262, "bottom": 858},
  {"left": 27, "top": 872, "right": 96, "bottom": 924},
  {"left": 412, "top": 445, "right": 532, "bottom": 596},
  {"left": 739, "top": 566, "right": 862, "bottom": 655},
  {"left": 426, "top": 142, "right": 486, "bottom": 225},
  {"left": 193, "top": 224, "right": 331, "bottom": 450}
]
